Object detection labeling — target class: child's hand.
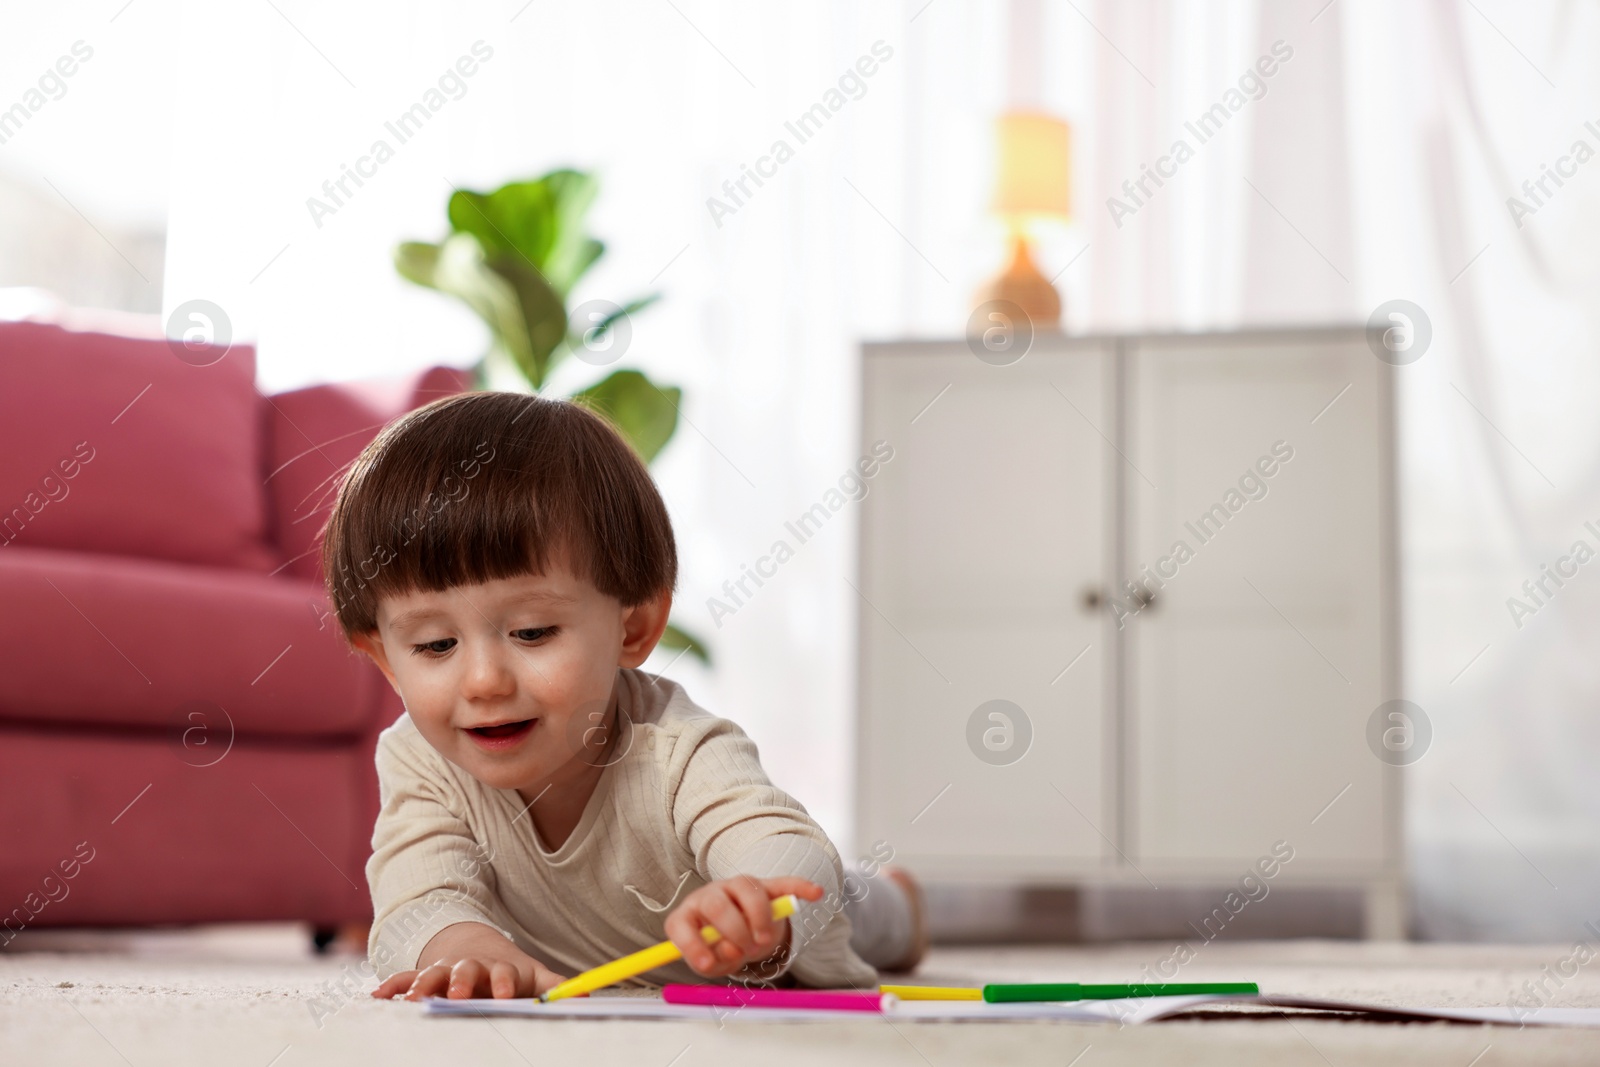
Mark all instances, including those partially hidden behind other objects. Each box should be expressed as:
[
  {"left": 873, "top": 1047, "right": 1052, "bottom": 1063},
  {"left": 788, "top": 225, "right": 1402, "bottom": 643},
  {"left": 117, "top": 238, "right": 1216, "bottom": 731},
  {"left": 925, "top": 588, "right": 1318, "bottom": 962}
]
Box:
[
  {"left": 665, "top": 875, "right": 824, "bottom": 978},
  {"left": 372, "top": 954, "right": 568, "bottom": 1000},
  {"left": 371, "top": 922, "right": 568, "bottom": 1000}
]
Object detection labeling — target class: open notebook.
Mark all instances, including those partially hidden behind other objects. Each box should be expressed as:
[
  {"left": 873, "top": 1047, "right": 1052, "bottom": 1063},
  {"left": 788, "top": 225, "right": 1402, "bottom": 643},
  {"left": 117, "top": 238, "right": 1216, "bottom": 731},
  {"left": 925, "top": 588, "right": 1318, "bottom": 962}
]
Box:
[{"left": 423, "top": 992, "right": 1600, "bottom": 1028}]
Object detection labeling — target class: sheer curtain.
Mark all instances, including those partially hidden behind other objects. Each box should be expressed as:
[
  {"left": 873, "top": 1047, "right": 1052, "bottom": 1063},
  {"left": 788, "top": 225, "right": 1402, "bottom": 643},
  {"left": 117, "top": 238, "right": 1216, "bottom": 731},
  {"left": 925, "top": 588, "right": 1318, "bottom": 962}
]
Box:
[
  {"left": 164, "top": 0, "right": 1028, "bottom": 845},
  {"left": 1085, "top": 0, "right": 1600, "bottom": 940},
  {"left": 160, "top": 0, "right": 1600, "bottom": 938},
  {"left": 1351, "top": 0, "right": 1600, "bottom": 939}
]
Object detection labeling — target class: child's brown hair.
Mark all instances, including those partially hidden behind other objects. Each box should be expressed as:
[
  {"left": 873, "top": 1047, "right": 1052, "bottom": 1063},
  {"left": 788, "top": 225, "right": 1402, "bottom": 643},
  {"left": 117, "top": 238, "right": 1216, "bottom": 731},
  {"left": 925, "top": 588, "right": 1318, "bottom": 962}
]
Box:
[{"left": 319, "top": 391, "right": 677, "bottom": 642}]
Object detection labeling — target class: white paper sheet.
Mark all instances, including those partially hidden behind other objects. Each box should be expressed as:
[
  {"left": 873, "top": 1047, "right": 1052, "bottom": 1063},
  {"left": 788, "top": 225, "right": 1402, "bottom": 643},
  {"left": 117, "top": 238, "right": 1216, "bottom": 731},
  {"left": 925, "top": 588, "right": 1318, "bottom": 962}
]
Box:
[{"left": 421, "top": 992, "right": 1600, "bottom": 1028}]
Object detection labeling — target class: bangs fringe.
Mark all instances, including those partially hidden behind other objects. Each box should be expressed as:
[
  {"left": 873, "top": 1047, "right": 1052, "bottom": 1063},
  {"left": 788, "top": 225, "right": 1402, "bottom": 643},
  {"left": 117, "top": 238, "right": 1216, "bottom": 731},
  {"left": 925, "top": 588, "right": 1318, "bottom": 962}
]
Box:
[{"left": 320, "top": 392, "right": 676, "bottom": 639}]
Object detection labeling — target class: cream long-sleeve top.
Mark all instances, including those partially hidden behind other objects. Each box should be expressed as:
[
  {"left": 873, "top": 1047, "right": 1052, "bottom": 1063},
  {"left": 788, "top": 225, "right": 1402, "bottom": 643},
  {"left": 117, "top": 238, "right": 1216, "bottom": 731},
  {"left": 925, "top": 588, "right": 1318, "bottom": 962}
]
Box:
[{"left": 365, "top": 667, "right": 878, "bottom": 989}]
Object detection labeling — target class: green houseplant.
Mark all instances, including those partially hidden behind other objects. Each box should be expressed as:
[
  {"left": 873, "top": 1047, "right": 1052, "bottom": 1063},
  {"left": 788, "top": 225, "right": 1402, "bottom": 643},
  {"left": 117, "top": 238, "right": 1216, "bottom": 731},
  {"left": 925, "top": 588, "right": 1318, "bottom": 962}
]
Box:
[{"left": 395, "top": 168, "right": 707, "bottom": 664}]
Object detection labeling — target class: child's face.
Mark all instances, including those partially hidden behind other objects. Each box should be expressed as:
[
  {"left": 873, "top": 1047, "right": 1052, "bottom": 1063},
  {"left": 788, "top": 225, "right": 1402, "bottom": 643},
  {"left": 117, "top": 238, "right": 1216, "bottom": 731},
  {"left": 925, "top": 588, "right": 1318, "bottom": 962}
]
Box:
[{"left": 353, "top": 554, "right": 670, "bottom": 795}]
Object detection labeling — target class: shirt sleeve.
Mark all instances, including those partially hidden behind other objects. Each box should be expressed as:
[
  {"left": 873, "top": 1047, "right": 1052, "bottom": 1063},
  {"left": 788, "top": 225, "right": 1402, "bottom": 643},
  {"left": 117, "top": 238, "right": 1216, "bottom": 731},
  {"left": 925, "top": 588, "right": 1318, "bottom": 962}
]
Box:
[
  {"left": 365, "top": 723, "right": 519, "bottom": 979},
  {"left": 662, "top": 717, "right": 879, "bottom": 989}
]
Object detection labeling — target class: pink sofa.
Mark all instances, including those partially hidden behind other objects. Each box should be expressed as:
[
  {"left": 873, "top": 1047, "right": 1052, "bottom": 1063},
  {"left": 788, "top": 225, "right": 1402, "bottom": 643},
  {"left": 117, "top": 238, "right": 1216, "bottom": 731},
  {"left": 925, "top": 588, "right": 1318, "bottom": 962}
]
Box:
[{"left": 0, "top": 312, "right": 470, "bottom": 935}]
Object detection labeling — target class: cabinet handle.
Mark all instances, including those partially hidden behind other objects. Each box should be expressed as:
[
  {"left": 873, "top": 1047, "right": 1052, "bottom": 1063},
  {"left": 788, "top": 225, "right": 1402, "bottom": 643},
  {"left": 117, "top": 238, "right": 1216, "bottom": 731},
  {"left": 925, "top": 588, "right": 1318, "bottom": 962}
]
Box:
[{"left": 1082, "top": 585, "right": 1158, "bottom": 613}]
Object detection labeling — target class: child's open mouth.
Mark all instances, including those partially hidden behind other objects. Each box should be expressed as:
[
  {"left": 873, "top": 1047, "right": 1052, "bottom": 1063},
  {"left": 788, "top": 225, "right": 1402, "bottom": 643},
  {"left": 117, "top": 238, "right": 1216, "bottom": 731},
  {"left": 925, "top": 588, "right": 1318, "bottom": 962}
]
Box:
[{"left": 465, "top": 719, "right": 537, "bottom": 750}]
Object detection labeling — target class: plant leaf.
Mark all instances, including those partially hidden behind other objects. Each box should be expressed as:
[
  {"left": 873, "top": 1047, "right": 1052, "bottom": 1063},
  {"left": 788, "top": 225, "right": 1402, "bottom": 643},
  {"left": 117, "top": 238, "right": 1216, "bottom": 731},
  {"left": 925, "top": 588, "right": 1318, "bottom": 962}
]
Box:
[
  {"left": 571, "top": 369, "right": 680, "bottom": 464},
  {"left": 394, "top": 241, "right": 443, "bottom": 289},
  {"left": 449, "top": 184, "right": 553, "bottom": 264},
  {"left": 657, "top": 620, "right": 711, "bottom": 665},
  {"left": 483, "top": 252, "right": 567, "bottom": 388},
  {"left": 394, "top": 234, "right": 537, "bottom": 380},
  {"left": 564, "top": 238, "right": 605, "bottom": 295},
  {"left": 540, "top": 172, "right": 603, "bottom": 293},
  {"left": 447, "top": 171, "right": 602, "bottom": 297}
]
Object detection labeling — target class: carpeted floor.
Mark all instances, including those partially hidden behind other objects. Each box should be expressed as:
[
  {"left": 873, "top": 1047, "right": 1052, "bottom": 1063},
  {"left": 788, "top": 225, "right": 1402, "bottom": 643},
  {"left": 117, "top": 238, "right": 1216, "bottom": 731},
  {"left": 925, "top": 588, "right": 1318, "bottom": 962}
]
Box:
[{"left": 3, "top": 927, "right": 1598, "bottom": 1065}]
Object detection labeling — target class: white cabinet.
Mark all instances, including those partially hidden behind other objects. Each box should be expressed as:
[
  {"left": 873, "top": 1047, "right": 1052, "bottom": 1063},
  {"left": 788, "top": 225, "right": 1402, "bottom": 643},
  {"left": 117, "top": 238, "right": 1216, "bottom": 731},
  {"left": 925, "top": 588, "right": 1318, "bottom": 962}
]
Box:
[{"left": 855, "top": 329, "right": 1403, "bottom": 936}]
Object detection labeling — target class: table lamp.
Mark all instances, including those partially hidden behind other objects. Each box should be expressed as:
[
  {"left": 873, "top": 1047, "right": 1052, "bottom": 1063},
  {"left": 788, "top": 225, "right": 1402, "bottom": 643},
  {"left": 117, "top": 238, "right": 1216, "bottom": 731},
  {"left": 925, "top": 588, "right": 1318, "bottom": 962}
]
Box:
[{"left": 973, "top": 111, "right": 1071, "bottom": 329}]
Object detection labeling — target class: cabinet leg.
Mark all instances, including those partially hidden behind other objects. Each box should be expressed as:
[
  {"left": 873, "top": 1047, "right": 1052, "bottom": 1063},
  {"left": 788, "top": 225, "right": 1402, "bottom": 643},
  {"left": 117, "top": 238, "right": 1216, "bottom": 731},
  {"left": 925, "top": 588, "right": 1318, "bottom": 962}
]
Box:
[{"left": 1362, "top": 879, "right": 1406, "bottom": 940}]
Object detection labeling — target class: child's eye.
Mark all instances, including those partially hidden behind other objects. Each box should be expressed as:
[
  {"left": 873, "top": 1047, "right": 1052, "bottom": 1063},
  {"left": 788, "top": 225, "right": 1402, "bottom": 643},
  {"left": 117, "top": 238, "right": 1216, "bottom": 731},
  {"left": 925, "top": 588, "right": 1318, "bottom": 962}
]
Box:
[
  {"left": 410, "top": 638, "right": 456, "bottom": 658},
  {"left": 512, "top": 627, "right": 557, "bottom": 643}
]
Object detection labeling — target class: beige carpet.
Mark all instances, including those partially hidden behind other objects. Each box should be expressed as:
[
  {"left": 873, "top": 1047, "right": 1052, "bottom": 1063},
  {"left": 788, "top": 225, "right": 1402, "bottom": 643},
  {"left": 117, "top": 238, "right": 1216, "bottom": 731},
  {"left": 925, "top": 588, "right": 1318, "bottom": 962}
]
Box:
[{"left": 3, "top": 927, "right": 1599, "bottom": 1065}]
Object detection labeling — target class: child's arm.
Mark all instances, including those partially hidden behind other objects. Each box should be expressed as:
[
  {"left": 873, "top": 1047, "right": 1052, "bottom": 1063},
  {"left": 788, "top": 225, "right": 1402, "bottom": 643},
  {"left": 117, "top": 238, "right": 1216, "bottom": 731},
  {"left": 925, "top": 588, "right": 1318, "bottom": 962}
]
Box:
[
  {"left": 661, "top": 718, "right": 879, "bottom": 987},
  {"left": 366, "top": 725, "right": 566, "bottom": 998},
  {"left": 372, "top": 920, "right": 568, "bottom": 1000}
]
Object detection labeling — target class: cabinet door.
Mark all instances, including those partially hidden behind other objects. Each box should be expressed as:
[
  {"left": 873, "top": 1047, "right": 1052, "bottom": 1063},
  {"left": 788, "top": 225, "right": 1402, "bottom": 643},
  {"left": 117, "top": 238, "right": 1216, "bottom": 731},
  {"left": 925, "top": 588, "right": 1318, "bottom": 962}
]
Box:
[
  {"left": 1127, "top": 332, "right": 1394, "bottom": 870},
  {"left": 856, "top": 340, "right": 1112, "bottom": 877}
]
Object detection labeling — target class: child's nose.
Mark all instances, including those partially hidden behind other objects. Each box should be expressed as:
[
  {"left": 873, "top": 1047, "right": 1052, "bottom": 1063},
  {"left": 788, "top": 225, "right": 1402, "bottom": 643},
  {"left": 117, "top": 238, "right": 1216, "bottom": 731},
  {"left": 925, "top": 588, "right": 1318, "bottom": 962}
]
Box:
[{"left": 458, "top": 641, "right": 518, "bottom": 699}]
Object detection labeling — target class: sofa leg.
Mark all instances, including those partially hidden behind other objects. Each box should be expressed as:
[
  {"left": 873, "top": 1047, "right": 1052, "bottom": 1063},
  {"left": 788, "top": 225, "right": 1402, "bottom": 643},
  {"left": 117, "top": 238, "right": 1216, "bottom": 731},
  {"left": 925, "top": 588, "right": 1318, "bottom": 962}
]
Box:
[{"left": 310, "top": 922, "right": 372, "bottom": 955}]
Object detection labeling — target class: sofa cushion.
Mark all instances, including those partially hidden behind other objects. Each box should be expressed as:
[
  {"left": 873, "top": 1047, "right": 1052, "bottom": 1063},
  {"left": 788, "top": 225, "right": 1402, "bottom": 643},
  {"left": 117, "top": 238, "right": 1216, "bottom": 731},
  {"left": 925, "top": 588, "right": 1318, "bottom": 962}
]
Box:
[
  {"left": 264, "top": 365, "right": 473, "bottom": 584},
  {"left": 0, "top": 319, "right": 276, "bottom": 572},
  {"left": 0, "top": 544, "right": 377, "bottom": 738}
]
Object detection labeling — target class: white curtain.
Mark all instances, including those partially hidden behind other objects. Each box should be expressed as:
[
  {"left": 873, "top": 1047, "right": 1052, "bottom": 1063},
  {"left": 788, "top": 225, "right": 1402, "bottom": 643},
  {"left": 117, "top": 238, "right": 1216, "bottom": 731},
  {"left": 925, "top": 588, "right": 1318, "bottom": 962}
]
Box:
[
  {"left": 1367, "top": 0, "right": 1600, "bottom": 939},
  {"left": 151, "top": 0, "right": 1600, "bottom": 939},
  {"left": 162, "top": 0, "right": 1024, "bottom": 847},
  {"left": 1087, "top": 0, "right": 1600, "bottom": 940}
]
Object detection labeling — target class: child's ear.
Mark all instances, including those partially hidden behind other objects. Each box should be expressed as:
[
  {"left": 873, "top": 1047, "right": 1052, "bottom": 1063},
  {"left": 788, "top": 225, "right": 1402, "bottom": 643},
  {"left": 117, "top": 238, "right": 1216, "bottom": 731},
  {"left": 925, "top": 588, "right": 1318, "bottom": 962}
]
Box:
[
  {"left": 618, "top": 590, "right": 673, "bottom": 669},
  {"left": 352, "top": 630, "right": 401, "bottom": 692}
]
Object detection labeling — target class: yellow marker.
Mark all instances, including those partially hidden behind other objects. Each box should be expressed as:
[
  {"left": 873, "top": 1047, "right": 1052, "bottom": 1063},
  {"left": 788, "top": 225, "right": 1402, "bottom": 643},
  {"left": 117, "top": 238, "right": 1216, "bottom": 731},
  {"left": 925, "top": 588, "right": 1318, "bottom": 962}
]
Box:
[
  {"left": 540, "top": 894, "right": 799, "bottom": 1002},
  {"left": 880, "top": 985, "right": 984, "bottom": 1001}
]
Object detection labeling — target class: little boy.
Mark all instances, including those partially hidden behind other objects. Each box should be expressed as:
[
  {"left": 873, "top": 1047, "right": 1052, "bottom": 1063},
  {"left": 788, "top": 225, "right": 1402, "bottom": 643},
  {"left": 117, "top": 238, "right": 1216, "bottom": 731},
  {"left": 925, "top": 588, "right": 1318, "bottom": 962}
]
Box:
[{"left": 320, "top": 391, "right": 924, "bottom": 999}]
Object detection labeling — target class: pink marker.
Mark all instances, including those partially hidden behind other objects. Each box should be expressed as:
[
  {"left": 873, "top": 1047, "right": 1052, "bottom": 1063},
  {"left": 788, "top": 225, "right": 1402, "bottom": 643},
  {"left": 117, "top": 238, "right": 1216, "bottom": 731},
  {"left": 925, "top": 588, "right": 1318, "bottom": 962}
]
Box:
[{"left": 661, "top": 985, "right": 890, "bottom": 1012}]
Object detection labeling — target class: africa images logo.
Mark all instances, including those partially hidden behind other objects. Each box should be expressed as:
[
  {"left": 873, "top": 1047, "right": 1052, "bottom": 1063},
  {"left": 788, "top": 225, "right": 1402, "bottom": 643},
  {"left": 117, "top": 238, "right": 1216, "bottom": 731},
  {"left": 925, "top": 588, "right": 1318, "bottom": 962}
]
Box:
[{"left": 1365, "top": 300, "right": 1432, "bottom": 366}]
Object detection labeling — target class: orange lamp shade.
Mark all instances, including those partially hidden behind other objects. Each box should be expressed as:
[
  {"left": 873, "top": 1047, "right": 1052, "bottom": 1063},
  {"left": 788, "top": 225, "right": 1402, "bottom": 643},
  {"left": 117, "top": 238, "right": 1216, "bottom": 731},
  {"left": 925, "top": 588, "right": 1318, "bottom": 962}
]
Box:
[{"left": 991, "top": 112, "right": 1071, "bottom": 222}]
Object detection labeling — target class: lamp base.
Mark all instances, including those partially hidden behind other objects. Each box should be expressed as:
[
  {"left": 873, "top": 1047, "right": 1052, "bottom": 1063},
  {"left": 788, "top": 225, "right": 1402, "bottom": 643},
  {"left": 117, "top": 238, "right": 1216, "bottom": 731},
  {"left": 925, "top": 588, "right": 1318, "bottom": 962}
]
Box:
[{"left": 972, "top": 234, "right": 1061, "bottom": 330}]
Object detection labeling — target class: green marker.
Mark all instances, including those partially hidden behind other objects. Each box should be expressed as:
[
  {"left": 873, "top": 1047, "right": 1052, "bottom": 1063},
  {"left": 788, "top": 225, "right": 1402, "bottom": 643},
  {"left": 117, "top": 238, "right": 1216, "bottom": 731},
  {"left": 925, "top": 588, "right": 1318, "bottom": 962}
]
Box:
[{"left": 983, "top": 981, "right": 1259, "bottom": 1003}]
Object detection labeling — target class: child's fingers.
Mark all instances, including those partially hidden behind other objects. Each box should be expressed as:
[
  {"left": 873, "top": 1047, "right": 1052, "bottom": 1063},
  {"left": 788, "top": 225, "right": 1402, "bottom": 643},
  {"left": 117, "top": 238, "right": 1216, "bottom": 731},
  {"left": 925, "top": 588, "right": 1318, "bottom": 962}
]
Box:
[
  {"left": 447, "top": 959, "right": 487, "bottom": 999},
  {"left": 725, "top": 875, "right": 777, "bottom": 948},
  {"left": 710, "top": 956, "right": 743, "bottom": 977},
  {"left": 664, "top": 905, "right": 720, "bottom": 974},
  {"left": 700, "top": 890, "right": 757, "bottom": 958},
  {"left": 490, "top": 961, "right": 520, "bottom": 999},
  {"left": 378, "top": 958, "right": 556, "bottom": 1000},
  {"left": 403, "top": 964, "right": 452, "bottom": 1001},
  {"left": 702, "top": 940, "right": 744, "bottom": 976},
  {"left": 372, "top": 970, "right": 420, "bottom": 999},
  {"left": 760, "top": 876, "right": 825, "bottom": 902}
]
